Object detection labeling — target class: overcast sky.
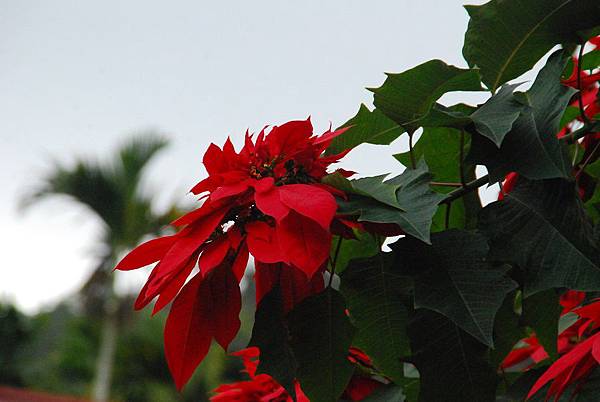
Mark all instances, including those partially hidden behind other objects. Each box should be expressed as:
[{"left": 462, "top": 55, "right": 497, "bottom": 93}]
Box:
[{"left": 1, "top": 0, "right": 496, "bottom": 313}]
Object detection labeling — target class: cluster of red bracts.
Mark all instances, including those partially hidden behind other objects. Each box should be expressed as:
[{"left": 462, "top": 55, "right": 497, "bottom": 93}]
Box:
[
  {"left": 500, "top": 291, "right": 600, "bottom": 401},
  {"left": 210, "top": 347, "right": 384, "bottom": 401},
  {"left": 115, "top": 118, "right": 356, "bottom": 389}
]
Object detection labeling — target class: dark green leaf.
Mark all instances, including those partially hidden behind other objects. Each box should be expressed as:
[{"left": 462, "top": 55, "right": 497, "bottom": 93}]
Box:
[
  {"left": 287, "top": 289, "right": 355, "bottom": 402},
  {"left": 351, "top": 175, "right": 406, "bottom": 209},
  {"left": 470, "top": 83, "right": 525, "bottom": 147},
  {"left": 332, "top": 232, "right": 381, "bottom": 274},
  {"left": 468, "top": 51, "right": 574, "bottom": 181},
  {"left": 408, "top": 310, "right": 498, "bottom": 402},
  {"left": 371, "top": 59, "right": 482, "bottom": 130},
  {"left": 362, "top": 385, "right": 406, "bottom": 402},
  {"left": 338, "top": 159, "right": 446, "bottom": 243},
  {"left": 326, "top": 104, "right": 404, "bottom": 155},
  {"left": 392, "top": 230, "right": 517, "bottom": 346},
  {"left": 490, "top": 291, "right": 524, "bottom": 369},
  {"left": 340, "top": 253, "right": 411, "bottom": 383},
  {"left": 581, "top": 49, "right": 600, "bottom": 71},
  {"left": 479, "top": 178, "right": 600, "bottom": 296},
  {"left": 522, "top": 289, "right": 560, "bottom": 360},
  {"left": 463, "top": 0, "right": 600, "bottom": 91},
  {"left": 248, "top": 287, "right": 297, "bottom": 397}
]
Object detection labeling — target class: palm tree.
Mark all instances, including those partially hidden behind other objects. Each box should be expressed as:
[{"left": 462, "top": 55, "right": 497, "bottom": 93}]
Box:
[{"left": 24, "top": 134, "right": 178, "bottom": 402}]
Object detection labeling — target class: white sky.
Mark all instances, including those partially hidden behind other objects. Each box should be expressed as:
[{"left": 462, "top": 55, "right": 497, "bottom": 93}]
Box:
[{"left": 1, "top": 0, "right": 497, "bottom": 313}]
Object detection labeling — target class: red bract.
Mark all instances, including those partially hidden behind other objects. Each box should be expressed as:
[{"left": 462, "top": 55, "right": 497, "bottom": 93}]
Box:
[
  {"left": 211, "top": 348, "right": 384, "bottom": 402},
  {"left": 210, "top": 347, "right": 309, "bottom": 402},
  {"left": 115, "top": 118, "right": 351, "bottom": 389},
  {"left": 526, "top": 299, "right": 600, "bottom": 401}
]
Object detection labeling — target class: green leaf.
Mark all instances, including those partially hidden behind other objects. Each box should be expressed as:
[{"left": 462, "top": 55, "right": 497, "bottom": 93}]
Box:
[
  {"left": 463, "top": 0, "right": 600, "bottom": 92},
  {"left": 351, "top": 175, "right": 406, "bottom": 209},
  {"left": 468, "top": 50, "right": 574, "bottom": 181},
  {"left": 408, "top": 310, "right": 498, "bottom": 402},
  {"left": 338, "top": 159, "right": 446, "bottom": 243},
  {"left": 340, "top": 252, "right": 411, "bottom": 383},
  {"left": 371, "top": 59, "right": 482, "bottom": 130},
  {"left": 248, "top": 287, "right": 297, "bottom": 398},
  {"left": 326, "top": 104, "right": 404, "bottom": 155},
  {"left": 394, "top": 128, "right": 467, "bottom": 185},
  {"left": 581, "top": 49, "right": 600, "bottom": 71},
  {"left": 392, "top": 230, "right": 517, "bottom": 346},
  {"left": 332, "top": 232, "right": 381, "bottom": 274},
  {"left": 394, "top": 127, "right": 478, "bottom": 231},
  {"left": 287, "top": 289, "right": 355, "bottom": 402},
  {"left": 560, "top": 106, "right": 581, "bottom": 128},
  {"left": 470, "top": 83, "right": 525, "bottom": 147},
  {"left": 490, "top": 291, "right": 525, "bottom": 368},
  {"left": 521, "top": 289, "right": 560, "bottom": 360},
  {"left": 479, "top": 178, "right": 600, "bottom": 296}
]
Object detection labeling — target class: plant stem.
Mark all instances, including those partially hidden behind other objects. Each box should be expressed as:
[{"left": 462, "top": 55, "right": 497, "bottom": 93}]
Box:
[
  {"left": 566, "top": 120, "right": 600, "bottom": 143},
  {"left": 459, "top": 130, "right": 467, "bottom": 186},
  {"left": 576, "top": 142, "right": 600, "bottom": 180},
  {"left": 328, "top": 236, "right": 343, "bottom": 287},
  {"left": 430, "top": 181, "right": 463, "bottom": 187},
  {"left": 441, "top": 175, "right": 490, "bottom": 205},
  {"left": 408, "top": 130, "right": 416, "bottom": 169},
  {"left": 576, "top": 43, "right": 590, "bottom": 125},
  {"left": 444, "top": 202, "right": 452, "bottom": 229}
]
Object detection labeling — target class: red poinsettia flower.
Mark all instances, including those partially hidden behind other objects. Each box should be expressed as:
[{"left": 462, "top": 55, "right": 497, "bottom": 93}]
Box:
[
  {"left": 115, "top": 118, "right": 351, "bottom": 389},
  {"left": 500, "top": 291, "right": 587, "bottom": 372},
  {"left": 211, "top": 347, "right": 384, "bottom": 401},
  {"left": 526, "top": 299, "right": 600, "bottom": 401},
  {"left": 210, "top": 347, "right": 309, "bottom": 402}
]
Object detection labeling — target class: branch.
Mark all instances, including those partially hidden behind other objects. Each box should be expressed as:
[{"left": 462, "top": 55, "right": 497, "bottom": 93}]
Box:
[{"left": 441, "top": 175, "right": 490, "bottom": 205}]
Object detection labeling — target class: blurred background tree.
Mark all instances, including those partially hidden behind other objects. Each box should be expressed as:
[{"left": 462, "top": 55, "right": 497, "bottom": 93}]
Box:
[
  {"left": 22, "top": 134, "right": 180, "bottom": 401},
  {"left": 1, "top": 133, "right": 256, "bottom": 401}
]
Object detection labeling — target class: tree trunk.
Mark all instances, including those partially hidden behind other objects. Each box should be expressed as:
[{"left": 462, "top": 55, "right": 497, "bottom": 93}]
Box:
[{"left": 91, "top": 299, "right": 118, "bottom": 402}]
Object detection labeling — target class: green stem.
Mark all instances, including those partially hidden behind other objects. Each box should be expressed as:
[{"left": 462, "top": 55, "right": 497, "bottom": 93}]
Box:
[
  {"left": 576, "top": 43, "right": 590, "bottom": 125},
  {"left": 441, "top": 175, "right": 490, "bottom": 205},
  {"left": 328, "top": 237, "right": 343, "bottom": 288},
  {"left": 408, "top": 130, "right": 416, "bottom": 169},
  {"left": 459, "top": 130, "right": 467, "bottom": 186}
]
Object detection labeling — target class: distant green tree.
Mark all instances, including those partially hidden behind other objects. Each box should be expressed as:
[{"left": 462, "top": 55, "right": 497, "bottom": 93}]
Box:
[
  {"left": 25, "top": 135, "right": 177, "bottom": 402},
  {"left": 0, "top": 303, "right": 30, "bottom": 386}
]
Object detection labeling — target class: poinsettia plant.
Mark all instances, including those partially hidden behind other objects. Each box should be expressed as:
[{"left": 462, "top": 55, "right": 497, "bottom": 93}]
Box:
[{"left": 115, "top": 0, "right": 600, "bottom": 401}]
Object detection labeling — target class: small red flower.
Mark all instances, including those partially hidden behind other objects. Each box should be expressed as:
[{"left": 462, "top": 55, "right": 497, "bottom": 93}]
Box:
[{"left": 115, "top": 118, "right": 351, "bottom": 389}]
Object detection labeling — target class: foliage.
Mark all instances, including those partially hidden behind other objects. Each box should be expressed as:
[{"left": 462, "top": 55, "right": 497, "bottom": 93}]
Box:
[{"left": 112, "top": 1, "right": 600, "bottom": 401}]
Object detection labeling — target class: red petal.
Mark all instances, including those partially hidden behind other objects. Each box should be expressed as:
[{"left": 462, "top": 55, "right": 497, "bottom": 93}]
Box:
[
  {"left": 164, "top": 273, "right": 213, "bottom": 390},
  {"left": 253, "top": 179, "right": 290, "bottom": 221},
  {"left": 277, "top": 212, "right": 331, "bottom": 277},
  {"left": 574, "top": 299, "right": 600, "bottom": 323},
  {"left": 312, "top": 126, "right": 350, "bottom": 146},
  {"left": 152, "top": 252, "right": 198, "bottom": 315},
  {"left": 190, "top": 176, "right": 221, "bottom": 195},
  {"left": 164, "top": 264, "right": 241, "bottom": 391},
  {"left": 278, "top": 184, "right": 337, "bottom": 229},
  {"left": 267, "top": 118, "right": 313, "bottom": 157},
  {"left": 115, "top": 235, "right": 177, "bottom": 271},
  {"left": 255, "top": 262, "right": 324, "bottom": 313},
  {"left": 246, "top": 221, "right": 285, "bottom": 264},
  {"left": 210, "top": 180, "right": 250, "bottom": 201},
  {"left": 527, "top": 333, "right": 599, "bottom": 400},
  {"left": 199, "top": 237, "right": 230, "bottom": 276},
  {"left": 152, "top": 207, "right": 227, "bottom": 294},
  {"left": 232, "top": 243, "right": 249, "bottom": 282},
  {"left": 210, "top": 265, "right": 242, "bottom": 350}
]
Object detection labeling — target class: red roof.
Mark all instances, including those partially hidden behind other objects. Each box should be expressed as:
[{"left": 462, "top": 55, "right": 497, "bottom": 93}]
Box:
[{"left": 0, "top": 386, "right": 91, "bottom": 402}]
